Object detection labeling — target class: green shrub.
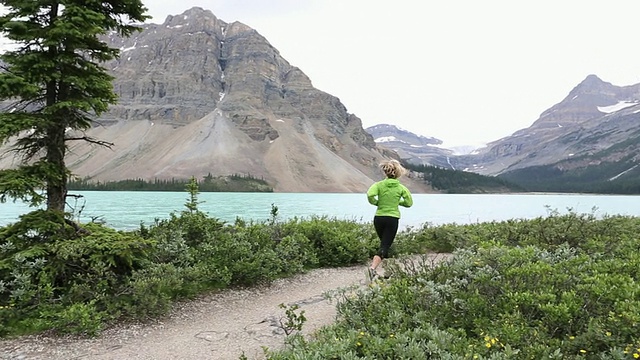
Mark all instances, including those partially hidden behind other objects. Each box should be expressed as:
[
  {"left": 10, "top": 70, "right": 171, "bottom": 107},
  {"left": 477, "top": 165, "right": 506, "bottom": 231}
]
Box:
[
  {"left": 117, "top": 263, "right": 184, "bottom": 318},
  {"left": 266, "top": 216, "right": 640, "bottom": 359},
  {"left": 0, "top": 212, "right": 154, "bottom": 335},
  {"left": 275, "top": 233, "right": 319, "bottom": 275},
  {"left": 284, "top": 216, "right": 375, "bottom": 267},
  {"left": 41, "top": 300, "right": 105, "bottom": 336},
  {"left": 222, "top": 225, "right": 282, "bottom": 285},
  {"left": 395, "top": 223, "right": 467, "bottom": 253},
  {"left": 8, "top": 202, "right": 640, "bottom": 356}
]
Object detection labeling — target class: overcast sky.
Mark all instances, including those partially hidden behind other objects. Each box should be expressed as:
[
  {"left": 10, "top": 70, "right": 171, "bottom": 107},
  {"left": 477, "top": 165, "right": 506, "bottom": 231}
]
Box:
[{"left": 9, "top": 1, "right": 640, "bottom": 148}]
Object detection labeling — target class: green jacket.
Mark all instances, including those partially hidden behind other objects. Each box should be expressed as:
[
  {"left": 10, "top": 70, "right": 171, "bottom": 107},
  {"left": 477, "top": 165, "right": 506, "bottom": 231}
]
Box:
[{"left": 367, "top": 178, "right": 413, "bottom": 218}]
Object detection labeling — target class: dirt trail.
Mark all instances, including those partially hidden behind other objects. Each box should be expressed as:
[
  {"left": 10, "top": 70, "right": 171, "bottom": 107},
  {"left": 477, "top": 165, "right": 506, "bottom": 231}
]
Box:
[{"left": 0, "top": 253, "right": 450, "bottom": 360}]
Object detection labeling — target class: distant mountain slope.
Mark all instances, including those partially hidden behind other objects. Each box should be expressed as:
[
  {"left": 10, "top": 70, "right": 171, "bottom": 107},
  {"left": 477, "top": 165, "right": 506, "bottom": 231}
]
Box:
[
  {"left": 497, "top": 130, "right": 640, "bottom": 193},
  {"left": 451, "top": 75, "right": 640, "bottom": 180},
  {"left": 365, "top": 74, "right": 640, "bottom": 194},
  {"left": 365, "top": 124, "right": 455, "bottom": 168}
]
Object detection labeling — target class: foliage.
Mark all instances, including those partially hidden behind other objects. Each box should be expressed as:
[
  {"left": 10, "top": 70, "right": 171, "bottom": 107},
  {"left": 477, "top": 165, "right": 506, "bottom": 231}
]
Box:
[
  {"left": 278, "top": 303, "right": 307, "bottom": 336},
  {"left": 4, "top": 183, "right": 640, "bottom": 360},
  {"left": 1, "top": 178, "right": 377, "bottom": 336},
  {"left": 0, "top": 214, "right": 153, "bottom": 336},
  {"left": 281, "top": 216, "right": 377, "bottom": 267},
  {"left": 405, "top": 163, "right": 524, "bottom": 193},
  {"left": 397, "top": 208, "right": 639, "bottom": 253},
  {"left": 0, "top": 0, "right": 148, "bottom": 211},
  {"left": 67, "top": 174, "right": 273, "bottom": 192},
  {"left": 266, "top": 213, "right": 640, "bottom": 359},
  {"left": 184, "top": 176, "right": 202, "bottom": 213},
  {"left": 498, "top": 134, "right": 640, "bottom": 194}
]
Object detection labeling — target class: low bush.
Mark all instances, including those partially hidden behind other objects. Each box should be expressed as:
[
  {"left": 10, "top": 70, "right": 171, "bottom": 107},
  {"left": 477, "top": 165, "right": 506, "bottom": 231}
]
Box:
[
  {"left": 0, "top": 212, "right": 153, "bottom": 336},
  {"left": 4, "top": 185, "right": 640, "bottom": 360},
  {"left": 283, "top": 216, "right": 376, "bottom": 267},
  {"left": 0, "top": 206, "right": 377, "bottom": 336},
  {"left": 265, "top": 214, "right": 640, "bottom": 359}
]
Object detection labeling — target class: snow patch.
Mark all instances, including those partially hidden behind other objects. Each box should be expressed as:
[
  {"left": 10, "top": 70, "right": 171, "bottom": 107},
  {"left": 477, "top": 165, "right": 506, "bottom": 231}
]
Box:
[
  {"left": 219, "top": 92, "right": 225, "bottom": 101},
  {"left": 433, "top": 142, "right": 487, "bottom": 155},
  {"left": 597, "top": 101, "right": 637, "bottom": 114},
  {"left": 446, "top": 156, "right": 455, "bottom": 170},
  {"left": 374, "top": 136, "right": 398, "bottom": 143},
  {"left": 609, "top": 165, "right": 638, "bottom": 181},
  {"left": 121, "top": 42, "right": 137, "bottom": 52}
]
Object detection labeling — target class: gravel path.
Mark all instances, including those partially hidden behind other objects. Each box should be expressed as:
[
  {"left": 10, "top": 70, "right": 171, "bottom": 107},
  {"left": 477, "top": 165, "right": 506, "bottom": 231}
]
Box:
[{"left": 1, "top": 254, "right": 450, "bottom": 360}]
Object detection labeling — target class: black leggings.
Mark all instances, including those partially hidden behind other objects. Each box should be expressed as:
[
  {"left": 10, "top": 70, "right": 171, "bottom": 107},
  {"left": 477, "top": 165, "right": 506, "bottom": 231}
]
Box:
[{"left": 373, "top": 216, "right": 399, "bottom": 259}]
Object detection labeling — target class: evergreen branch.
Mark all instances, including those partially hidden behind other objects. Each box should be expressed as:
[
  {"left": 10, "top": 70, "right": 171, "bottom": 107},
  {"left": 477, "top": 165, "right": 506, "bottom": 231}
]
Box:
[{"left": 65, "top": 136, "right": 114, "bottom": 148}]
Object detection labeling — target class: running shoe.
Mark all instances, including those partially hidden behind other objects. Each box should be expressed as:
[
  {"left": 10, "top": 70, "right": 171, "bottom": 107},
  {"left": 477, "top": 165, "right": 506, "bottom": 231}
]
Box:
[{"left": 365, "top": 267, "right": 377, "bottom": 283}]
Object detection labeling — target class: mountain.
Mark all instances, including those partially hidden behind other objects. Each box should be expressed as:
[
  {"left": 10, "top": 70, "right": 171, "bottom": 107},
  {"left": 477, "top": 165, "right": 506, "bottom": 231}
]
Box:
[
  {"left": 444, "top": 75, "right": 640, "bottom": 193},
  {"left": 0, "top": 7, "right": 431, "bottom": 194},
  {"left": 451, "top": 75, "right": 640, "bottom": 178},
  {"left": 365, "top": 124, "right": 455, "bottom": 168},
  {"left": 366, "top": 75, "right": 640, "bottom": 193}
]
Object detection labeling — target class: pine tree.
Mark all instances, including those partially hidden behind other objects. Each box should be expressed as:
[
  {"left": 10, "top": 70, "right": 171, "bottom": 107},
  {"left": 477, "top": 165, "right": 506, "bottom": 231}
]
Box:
[{"left": 0, "top": 0, "right": 148, "bottom": 211}]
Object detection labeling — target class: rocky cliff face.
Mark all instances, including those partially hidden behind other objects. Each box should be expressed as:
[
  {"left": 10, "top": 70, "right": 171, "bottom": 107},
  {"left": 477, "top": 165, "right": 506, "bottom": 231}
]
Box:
[{"left": 27, "top": 7, "right": 429, "bottom": 193}]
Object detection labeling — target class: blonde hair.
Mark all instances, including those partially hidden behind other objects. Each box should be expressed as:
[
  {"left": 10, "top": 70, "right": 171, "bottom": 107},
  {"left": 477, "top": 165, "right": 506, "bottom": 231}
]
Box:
[{"left": 380, "top": 159, "right": 406, "bottom": 179}]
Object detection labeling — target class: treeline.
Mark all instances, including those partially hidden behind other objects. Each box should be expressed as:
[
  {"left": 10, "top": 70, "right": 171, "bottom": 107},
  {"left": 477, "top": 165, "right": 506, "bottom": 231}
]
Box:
[
  {"left": 68, "top": 173, "right": 273, "bottom": 192},
  {"left": 406, "top": 163, "right": 524, "bottom": 193},
  {"left": 498, "top": 158, "right": 640, "bottom": 194}
]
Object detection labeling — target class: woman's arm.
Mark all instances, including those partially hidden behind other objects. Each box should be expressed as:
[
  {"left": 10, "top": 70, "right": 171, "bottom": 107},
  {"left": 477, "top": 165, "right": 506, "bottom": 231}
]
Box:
[
  {"left": 366, "top": 183, "right": 379, "bottom": 206},
  {"left": 400, "top": 186, "right": 413, "bottom": 207}
]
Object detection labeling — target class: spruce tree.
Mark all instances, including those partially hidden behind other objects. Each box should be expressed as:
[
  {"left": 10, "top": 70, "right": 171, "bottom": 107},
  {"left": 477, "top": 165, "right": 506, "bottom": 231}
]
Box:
[{"left": 0, "top": 0, "right": 148, "bottom": 212}]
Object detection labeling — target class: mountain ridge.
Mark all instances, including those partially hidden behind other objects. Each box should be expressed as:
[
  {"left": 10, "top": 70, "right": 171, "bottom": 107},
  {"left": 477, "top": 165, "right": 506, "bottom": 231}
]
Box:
[
  {"left": 0, "top": 7, "right": 432, "bottom": 194},
  {"left": 369, "top": 74, "right": 640, "bottom": 193}
]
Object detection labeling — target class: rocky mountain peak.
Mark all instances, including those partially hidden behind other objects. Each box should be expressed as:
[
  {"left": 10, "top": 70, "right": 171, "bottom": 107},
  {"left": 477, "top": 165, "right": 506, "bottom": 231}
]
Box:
[
  {"left": 160, "top": 7, "right": 255, "bottom": 37},
  {"left": 529, "top": 74, "right": 640, "bottom": 130},
  {"left": 562, "top": 74, "right": 617, "bottom": 104},
  {"left": 575, "top": 74, "right": 608, "bottom": 88},
  {"left": 366, "top": 124, "right": 442, "bottom": 146},
  {"left": 165, "top": 6, "right": 217, "bottom": 22},
  {"left": 365, "top": 124, "right": 453, "bottom": 167},
  {"left": 24, "top": 7, "right": 432, "bottom": 193}
]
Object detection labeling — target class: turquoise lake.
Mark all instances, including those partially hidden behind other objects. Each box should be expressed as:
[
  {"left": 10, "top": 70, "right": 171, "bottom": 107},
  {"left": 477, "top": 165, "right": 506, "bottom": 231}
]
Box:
[{"left": 2, "top": 192, "right": 639, "bottom": 231}]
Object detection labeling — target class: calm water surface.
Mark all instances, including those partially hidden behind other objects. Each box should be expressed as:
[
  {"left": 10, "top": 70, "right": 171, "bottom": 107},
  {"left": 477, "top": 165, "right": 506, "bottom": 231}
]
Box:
[{"left": 2, "top": 192, "right": 639, "bottom": 231}]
